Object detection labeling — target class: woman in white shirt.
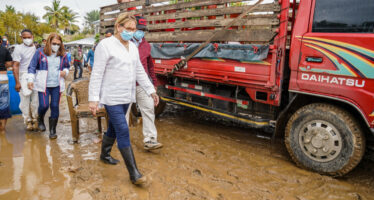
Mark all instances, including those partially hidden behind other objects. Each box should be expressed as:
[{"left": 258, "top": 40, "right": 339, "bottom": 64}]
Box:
[{"left": 88, "top": 13, "right": 158, "bottom": 185}]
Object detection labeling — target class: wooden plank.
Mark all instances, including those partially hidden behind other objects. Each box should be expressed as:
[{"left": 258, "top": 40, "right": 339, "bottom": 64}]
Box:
[
  {"left": 143, "top": 29, "right": 276, "bottom": 42},
  {"left": 101, "top": 17, "right": 279, "bottom": 29},
  {"left": 140, "top": 0, "right": 272, "bottom": 14},
  {"left": 101, "top": 0, "right": 279, "bottom": 15},
  {"left": 146, "top": 4, "right": 280, "bottom": 21},
  {"left": 101, "top": 3, "right": 279, "bottom": 20}
]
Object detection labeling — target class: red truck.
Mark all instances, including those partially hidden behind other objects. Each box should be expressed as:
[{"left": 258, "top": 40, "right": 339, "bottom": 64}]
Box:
[{"left": 100, "top": 0, "right": 374, "bottom": 176}]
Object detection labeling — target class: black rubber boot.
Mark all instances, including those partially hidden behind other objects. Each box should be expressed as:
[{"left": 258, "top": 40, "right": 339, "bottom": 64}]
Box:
[
  {"left": 100, "top": 135, "right": 120, "bottom": 165},
  {"left": 38, "top": 114, "right": 46, "bottom": 132},
  {"left": 49, "top": 118, "right": 58, "bottom": 139},
  {"left": 119, "top": 146, "right": 146, "bottom": 185}
]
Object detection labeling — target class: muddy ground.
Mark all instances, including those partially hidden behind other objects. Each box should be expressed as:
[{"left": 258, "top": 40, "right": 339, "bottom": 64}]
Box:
[{"left": 1, "top": 72, "right": 374, "bottom": 200}]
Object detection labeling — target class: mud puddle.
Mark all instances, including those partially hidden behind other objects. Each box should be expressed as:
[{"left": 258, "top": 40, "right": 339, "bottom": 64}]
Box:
[{"left": 1, "top": 73, "right": 374, "bottom": 199}]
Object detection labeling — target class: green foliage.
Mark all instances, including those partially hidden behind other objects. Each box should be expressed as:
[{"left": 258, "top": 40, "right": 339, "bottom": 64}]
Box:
[
  {"left": 229, "top": 2, "right": 244, "bottom": 7},
  {"left": 0, "top": 0, "right": 82, "bottom": 45},
  {"left": 71, "top": 34, "right": 86, "bottom": 42},
  {"left": 95, "top": 33, "right": 100, "bottom": 44},
  {"left": 61, "top": 7, "right": 79, "bottom": 35},
  {"left": 84, "top": 10, "right": 100, "bottom": 34},
  {"left": 0, "top": 4, "right": 57, "bottom": 45},
  {"left": 43, "top": 0, "right": 79, "bottom": 34}
]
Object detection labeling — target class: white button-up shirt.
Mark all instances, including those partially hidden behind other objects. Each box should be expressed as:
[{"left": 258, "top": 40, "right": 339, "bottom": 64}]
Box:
[{"left": 89, "top": 36, "right": 155, "bottom": 106}]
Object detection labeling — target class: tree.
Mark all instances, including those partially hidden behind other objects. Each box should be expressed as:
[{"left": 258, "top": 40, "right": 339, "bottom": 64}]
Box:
[
  {"left": 61, "top": 7, "right": 79, "bottom": 35},
  {"left": 84, "top": 10, "right": 99, "bottom": 34},
  {"left": 0, "top": 6, "right": 56, "bottom": 45},
  {"left": 5, "top": 5, "right": 16, "bottom": 13},
  {"left": 0, "top": 5, "right": 22, "bottom": 44},
  {"left": 43, "top": 0, "right": 67, "bottom": 29},
  {"left": 43, "top": 0, "right": 79, "bottom": 34}
]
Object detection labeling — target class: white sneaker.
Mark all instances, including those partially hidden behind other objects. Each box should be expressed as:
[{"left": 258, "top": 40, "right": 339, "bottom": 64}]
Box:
[
  {"left": 26, "top": 121, "right": 33, "bottom": 131},
  {"left": 144, "top": 141, "right": 163, "bottom": 150}
]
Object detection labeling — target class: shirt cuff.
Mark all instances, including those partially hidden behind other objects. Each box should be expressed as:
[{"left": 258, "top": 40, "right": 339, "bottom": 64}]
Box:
[
  {"left": 27, "top": 73, "right": 35, "bottom": 83},
  {"left": 89, "top": 96, "right": 100, "bottom": 102},
  {"left": 63, "top": 68, "right": 69, "bottom": 76},
  {"left": 145, "top": 87, "right": 156, "bottom": 96}
]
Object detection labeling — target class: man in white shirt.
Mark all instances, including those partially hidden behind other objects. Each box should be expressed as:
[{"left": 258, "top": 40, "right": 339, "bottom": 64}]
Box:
[{"left": 12, "top": 29, "right": 38, "bottom": 131}]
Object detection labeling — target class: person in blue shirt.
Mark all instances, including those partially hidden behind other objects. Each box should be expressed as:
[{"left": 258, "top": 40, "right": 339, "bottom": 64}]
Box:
[
  {"left": 67, "top": 48, "right": 72, "bottom": 63},
  {"left": 86, "top": 45, "right": 95, "bottom": 72}
]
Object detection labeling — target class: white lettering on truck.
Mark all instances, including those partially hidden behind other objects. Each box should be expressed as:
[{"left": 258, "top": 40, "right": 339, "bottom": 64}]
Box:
[{"left": 301, "top": 73, "right": 365, "bottom": 88}]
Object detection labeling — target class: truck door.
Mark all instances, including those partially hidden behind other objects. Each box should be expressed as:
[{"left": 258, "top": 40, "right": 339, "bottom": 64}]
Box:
[{"left": 296, "top": 0, "right": 374, "bottom": 126}]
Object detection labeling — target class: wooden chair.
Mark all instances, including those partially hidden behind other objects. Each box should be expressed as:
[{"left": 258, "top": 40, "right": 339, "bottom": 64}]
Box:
[{"left": 66, "top": 78, "right": 108, "bottom": 143}]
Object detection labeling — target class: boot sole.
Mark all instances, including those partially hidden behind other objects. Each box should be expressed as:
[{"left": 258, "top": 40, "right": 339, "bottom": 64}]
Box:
[
  {"left": 49, "top": 135, "right": 57, "bottom": 139},
  {"left": 132, "top": 176, "right": 147, "bottom": 185},
  {"left": 144, "top": 144, "right": 163, "bottom": 151},
  {"left": 100, "top": 158, "right": 119, "bottom": 165}
]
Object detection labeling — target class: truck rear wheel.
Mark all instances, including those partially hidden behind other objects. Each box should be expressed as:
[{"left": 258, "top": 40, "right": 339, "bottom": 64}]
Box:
[{"left": 285, "top": 103, "right": 365, "bottom": 176}]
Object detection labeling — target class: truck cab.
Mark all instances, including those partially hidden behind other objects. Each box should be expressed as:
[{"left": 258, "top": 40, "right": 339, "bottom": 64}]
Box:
[{"left": 284, "top": 0, "right": 374, "bottom": 176}]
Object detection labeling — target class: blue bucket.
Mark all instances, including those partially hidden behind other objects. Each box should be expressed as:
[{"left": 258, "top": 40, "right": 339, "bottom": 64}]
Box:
[{"left": 7, "top": 71, "right": 21, "bottom": 115}]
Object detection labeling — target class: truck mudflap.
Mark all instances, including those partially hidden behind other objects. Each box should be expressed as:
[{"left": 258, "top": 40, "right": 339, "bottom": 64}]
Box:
[{"left": 160, "top": 96, "right": 271, "bottom": 129}]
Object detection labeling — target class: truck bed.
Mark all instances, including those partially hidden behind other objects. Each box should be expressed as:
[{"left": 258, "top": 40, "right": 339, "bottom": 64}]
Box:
[{"left": 100, "top": 0, "right": 291, "bottom": 123}]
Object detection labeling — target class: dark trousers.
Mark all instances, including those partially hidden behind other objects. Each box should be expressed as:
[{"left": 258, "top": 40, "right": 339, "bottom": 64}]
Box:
[
  {"left": 74, "top": 61, "right": 83, "bottom": 79},
  {"left": 38, "top": 87, "right": 60, "bottom": 119},
  {"left": 104, "top": 104, "right": 131, "bottom": 149}
]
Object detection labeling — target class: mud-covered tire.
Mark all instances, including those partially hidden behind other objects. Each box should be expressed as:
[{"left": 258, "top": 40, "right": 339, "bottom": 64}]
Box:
[{"left": 285, "top": 103, "right": 365, "bottom": 176}]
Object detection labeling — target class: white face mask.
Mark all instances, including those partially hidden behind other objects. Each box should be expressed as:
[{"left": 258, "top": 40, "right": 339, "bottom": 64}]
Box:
[
  {"left": 23, "top": 38, "right": 33, "bottom": 46},
  {"left": 51, "top": 45, "right": 60, "bottom": 52}
]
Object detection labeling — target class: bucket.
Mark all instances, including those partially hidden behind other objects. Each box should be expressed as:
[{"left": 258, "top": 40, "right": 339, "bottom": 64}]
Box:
[{"left": 7, "top": 70, "right": 21, "bottom": 115}]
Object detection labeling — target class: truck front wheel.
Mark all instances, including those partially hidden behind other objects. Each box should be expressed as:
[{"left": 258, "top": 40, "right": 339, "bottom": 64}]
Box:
[{"left": 285, "top": 103, "right": 365, "bottom": 176}]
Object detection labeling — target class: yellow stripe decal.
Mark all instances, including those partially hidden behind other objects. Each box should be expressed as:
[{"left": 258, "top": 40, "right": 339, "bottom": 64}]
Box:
[
  {"left": 304, "top": 36, "right": 374, "bottom": 56},
  {"left": 304, "top": 44, "right": 357, "bottom": 77},
  {"left": 304, "top": 39, "right": 374, "bottom": 69},
  {"left": 161, "top": 97, "right": 269, "bottom": 126},
  {"left": 240, "top": 60, "right": 271, "bottom": 65}
]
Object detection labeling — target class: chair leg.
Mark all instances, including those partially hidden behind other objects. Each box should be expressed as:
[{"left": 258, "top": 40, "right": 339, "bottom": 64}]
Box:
[
  {"left": 97, "top": 117, "right": 102, "bottom": 133},
  {"left": 71, "top": 118, "right": 79, "bottom": 143}
]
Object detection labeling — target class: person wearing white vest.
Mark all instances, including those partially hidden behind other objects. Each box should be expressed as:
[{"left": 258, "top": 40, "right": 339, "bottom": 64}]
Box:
[{"left": 12, "top": 29, "right": 38, "bottom": 131}]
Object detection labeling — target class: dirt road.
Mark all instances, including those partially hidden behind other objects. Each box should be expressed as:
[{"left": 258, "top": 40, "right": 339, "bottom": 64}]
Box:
[{"left": 1, "top": 93, "right": 374, "bottom": 200}]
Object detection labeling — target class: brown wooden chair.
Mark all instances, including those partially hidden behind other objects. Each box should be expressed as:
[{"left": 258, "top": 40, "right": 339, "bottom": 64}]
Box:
[{"left": 66, "top": 78, "right": 108, "bottom": 143}]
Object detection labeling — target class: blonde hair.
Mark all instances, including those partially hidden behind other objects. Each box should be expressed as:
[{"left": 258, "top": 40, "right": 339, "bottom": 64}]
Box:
[{"left": 114, "top": 12, "right": 137, "bottom": 34}]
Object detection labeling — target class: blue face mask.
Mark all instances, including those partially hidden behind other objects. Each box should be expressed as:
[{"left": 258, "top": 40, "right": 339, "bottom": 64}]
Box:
[
  {"left": 120, "top": 30, "right": 134, "bottom": 41},
  {"left": 134, "top": 30, "right": 145, "bottom": 40}
]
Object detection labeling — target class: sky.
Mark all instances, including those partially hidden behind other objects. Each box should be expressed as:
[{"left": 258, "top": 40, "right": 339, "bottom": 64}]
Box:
[{"left": 0, "top": 0, "right": 118, "bottom": 28}]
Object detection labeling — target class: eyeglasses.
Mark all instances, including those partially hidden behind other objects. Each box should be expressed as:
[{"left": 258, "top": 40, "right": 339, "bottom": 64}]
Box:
[
  {"left": 119, "top": 24, "right": 136, "bottom": 32},
  {"left": 52, "top": 43, "right": 61, "bottom": 46}
]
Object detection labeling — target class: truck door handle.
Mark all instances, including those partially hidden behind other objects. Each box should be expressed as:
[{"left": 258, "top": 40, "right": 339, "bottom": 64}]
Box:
[{"left": 306, "top": 57, "right": 323, "bottom": 63}]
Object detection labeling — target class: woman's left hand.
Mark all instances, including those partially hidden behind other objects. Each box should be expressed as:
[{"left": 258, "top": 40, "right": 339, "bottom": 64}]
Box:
[
  {"left": 151, "top": 93, "right": 159, "bottom": 106},
  {"left": 60, "top": 71, "right": 66, "bottom": 78}
]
